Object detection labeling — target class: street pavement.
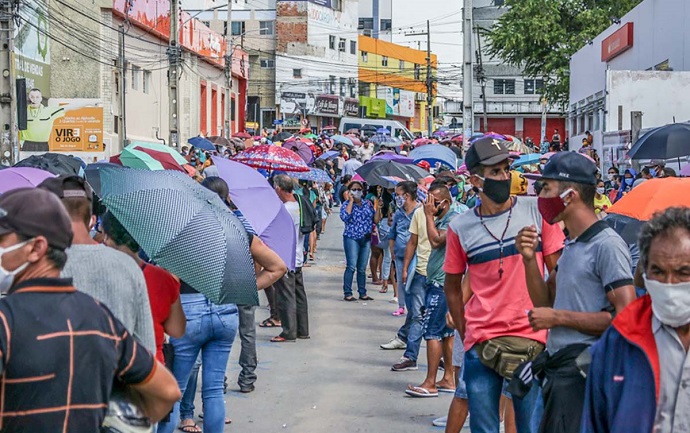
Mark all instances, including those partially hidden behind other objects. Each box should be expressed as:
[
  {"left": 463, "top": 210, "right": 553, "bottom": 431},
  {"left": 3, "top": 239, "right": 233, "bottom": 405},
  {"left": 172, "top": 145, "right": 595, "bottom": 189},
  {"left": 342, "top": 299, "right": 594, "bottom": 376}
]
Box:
[{"left": 200, "top": 213, "right": 473, "bottom": 432}]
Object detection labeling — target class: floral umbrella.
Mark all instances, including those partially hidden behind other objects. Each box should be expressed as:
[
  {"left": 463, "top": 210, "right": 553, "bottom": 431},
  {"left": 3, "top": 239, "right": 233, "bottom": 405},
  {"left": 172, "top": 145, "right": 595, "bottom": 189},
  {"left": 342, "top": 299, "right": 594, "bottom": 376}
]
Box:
[{"left": 233, "top": 145, "right": 310, "bottom": 172}]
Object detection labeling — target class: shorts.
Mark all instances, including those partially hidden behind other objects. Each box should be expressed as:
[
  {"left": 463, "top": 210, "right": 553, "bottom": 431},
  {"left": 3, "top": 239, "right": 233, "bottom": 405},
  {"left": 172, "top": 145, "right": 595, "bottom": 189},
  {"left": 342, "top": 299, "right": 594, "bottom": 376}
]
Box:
[
  {"left": 421, "top": 283, "right": 454, "bottom": 341},
  {"left": 453, "top": 335, "right": 468, "bottom": 400}
]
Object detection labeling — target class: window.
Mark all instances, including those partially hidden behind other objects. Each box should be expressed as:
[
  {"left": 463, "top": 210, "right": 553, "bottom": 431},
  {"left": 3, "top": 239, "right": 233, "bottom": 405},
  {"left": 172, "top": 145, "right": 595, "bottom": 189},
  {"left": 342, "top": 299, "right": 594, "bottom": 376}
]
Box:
[
  {"left": 359, "top": 18, "right": 373, "bottom": 30},
  {"left": 493, "top": 79, "right": 515, "bottom": 95},
  {"left": 350, "top": 40, "right": 356, "bottom": 55},
  {"left": 329, "top": 75, "right": 336, "bottom": 94},
  {"left": 260, "top": 59, "right": 274, "bottom": 69},
  {"left": 399, "top": 59, "right": 405, "bottom": 71},
  {"left": 332, "top": 0, "right": 341, "bottom": 10},
  {"left": 131, "top": 65, "right": 141, "bottom": 91},
  {"left": 382, "top": 56, "right": 388, "bottom": 67},
  {"left": 259, "top": 21, "right": 274, "bottom": 36},
  {"left": 339, "top": 77, "right": 346, "bottom": 97},
  {"left": 349, "top": 78, "right": 357, "bottom": 98},
  {"left": 231, "top": 21, "right": 245, "bottom": 36},
  {"left": 414, "top": 64, "right": 421, "bottom": 80},
  {"left": 143, "top": 70, "right": 151, "bottom": 94},
  {"left": 361, "top": 51, "right": 368, "bottom": 62},
  {"left": 380, "top": 19, "right": 392, "bottom": 31},
  {"left": 329, "top": 35, "right": 336, "bottom": 50},
  {"left": 359, "top": 81, "right": 370, "bottom": 97},
  {"left": 293, "top": 68, "right": 302, "bottom": 78},
  {"left": 524, "top": 79, "right": 544, "bottom": 95},
  {"left": 338, "top": 38, "right": 346, "bottom": 52}
]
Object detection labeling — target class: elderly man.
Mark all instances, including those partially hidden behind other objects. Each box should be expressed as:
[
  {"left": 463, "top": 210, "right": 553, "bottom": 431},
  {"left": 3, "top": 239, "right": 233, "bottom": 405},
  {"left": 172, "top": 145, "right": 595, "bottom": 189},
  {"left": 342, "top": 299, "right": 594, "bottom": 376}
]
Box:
[
  {"left": 0, "top": 188, "right": 180, "bottom": 432},
  {"left": 581, "top": 207, "right": 690, "bottom": 433}
]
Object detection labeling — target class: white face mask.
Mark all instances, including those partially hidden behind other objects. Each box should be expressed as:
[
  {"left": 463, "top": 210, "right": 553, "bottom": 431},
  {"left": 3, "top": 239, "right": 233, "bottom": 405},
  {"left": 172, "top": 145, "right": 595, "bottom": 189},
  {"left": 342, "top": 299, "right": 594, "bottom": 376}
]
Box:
[
  {"left": 350, "top": 190, "right": 363, "bottom": 201},
  {"left": 596, "top": 187, "right": 605, "bottom": 195},
  {"left": 607, "top": 174, "right": 615, "bottom": 181},
  {"left": 644, "top": 275, "right": 690, "bottom": 328},
  {"left": 0, "top": 240, "right": 32, "bottom": 292}
]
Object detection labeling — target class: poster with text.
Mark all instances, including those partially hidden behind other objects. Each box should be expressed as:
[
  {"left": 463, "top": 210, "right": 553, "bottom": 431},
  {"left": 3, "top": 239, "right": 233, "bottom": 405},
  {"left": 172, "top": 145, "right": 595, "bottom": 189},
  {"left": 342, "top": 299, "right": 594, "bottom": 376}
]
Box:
[{"left": 48, "top": 107, "right": 104, "bottom": 152}]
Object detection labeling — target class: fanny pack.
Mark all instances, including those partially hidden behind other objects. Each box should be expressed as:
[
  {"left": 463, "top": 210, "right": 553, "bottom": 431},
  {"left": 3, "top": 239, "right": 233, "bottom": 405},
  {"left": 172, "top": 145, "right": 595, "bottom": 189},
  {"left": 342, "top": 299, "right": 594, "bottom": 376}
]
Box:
[{"left": 475, "top": 336, "right": 545, "bottom": 380}]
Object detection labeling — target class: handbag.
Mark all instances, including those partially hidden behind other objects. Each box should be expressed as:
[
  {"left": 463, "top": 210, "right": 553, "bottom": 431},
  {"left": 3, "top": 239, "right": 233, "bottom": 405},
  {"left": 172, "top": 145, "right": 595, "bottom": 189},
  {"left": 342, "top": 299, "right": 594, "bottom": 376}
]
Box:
[
  {"left": 370, "top": 224, "right": 380, "bottom": 245},
  {"left": 474, "top": 336, "right": 544, "bottom": 380}
]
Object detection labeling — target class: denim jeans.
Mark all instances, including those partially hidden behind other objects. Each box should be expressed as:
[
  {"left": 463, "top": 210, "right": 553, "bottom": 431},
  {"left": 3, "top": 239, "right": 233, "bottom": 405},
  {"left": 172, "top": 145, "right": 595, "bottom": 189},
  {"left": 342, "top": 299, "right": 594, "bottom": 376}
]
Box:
[
  {"left": 381, "top": 241, "right": 392, "bottom": 281},
  {"left": 158, "top": 294, "right": 239, "bottom": 433},
  {"left": 179, "top": 355, "right": 202, "bottom": 420},
  {"left": 393, "top": 256, "right": 408, "bottom": 309},
  {"left": 464, "top": 346, "right": 540, "bottom": 433},
  {"left": 343, "top": 236, "right": 371, "bottom": 297},
  {"left": 396, "top": 271, "right": 426, "bottom": 361}
]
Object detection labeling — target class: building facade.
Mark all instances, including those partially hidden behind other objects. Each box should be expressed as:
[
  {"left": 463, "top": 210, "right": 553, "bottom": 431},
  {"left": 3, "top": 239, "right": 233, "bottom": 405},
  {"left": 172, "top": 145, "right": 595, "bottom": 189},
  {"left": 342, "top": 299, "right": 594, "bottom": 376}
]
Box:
[
  {"left": 357, "top": 35, "right": 436, "bottom": 134},
  {"left": 357, "top": 0, "right": 392, "bottom": 41}
]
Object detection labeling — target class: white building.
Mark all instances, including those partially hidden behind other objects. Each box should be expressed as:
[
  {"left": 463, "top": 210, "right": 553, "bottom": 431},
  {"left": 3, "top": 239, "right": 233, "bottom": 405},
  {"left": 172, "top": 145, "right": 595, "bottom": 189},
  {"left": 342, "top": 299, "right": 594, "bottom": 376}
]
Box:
[{"left": 357, "top": 0, "right": 392, "bottom": 41}]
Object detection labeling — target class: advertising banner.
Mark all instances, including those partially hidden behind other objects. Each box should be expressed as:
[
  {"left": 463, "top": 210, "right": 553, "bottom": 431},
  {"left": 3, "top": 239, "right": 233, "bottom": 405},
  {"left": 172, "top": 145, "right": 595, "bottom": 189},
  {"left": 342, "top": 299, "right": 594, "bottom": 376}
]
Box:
[
  {"left": 398, "top": 90, "right": 415, "bottom": 118},
  {"left": 377, "top": 86, "right": 394, "bottom": 116},
  {"left": 20, "top": 102, "right": 103, "bottom": 153},
  {"left": 279, "top": 91, "right": 314, "bottom": 115},
  {"left": 312, "top": 95, "right": 340, "bottom": 116},
  {"left": 15, "top": 0, "right": 51, "bottom": 97},
  {"left": 344, "top": 98, "right": 359, "bottom": 117}
]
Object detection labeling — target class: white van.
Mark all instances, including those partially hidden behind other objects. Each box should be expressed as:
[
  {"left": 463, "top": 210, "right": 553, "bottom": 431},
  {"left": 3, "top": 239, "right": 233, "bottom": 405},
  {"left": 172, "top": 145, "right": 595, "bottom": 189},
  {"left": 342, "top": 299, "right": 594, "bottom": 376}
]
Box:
[{"left": 338, "top": 117, "right": 415, "bottom": 141}]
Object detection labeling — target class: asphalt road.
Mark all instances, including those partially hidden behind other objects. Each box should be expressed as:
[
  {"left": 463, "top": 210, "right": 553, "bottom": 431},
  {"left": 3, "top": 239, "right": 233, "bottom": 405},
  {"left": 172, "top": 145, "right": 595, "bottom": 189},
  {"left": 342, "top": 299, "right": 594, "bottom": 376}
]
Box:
[{"left": 193, "top": 213, "right": 472, "bottom": 432}]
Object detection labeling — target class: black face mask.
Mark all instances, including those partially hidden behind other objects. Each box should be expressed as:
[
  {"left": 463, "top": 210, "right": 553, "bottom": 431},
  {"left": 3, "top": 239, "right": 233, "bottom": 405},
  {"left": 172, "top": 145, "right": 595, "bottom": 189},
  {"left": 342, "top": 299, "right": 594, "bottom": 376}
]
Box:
[{"left": 480, "top": 177, "right": 512, "bottom": 204}]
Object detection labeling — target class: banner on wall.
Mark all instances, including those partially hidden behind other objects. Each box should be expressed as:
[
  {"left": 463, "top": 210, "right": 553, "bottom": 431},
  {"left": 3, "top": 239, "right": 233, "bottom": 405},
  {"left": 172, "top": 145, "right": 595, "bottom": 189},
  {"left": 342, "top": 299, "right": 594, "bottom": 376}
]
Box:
[
  {"left": 15, "top": 0, "right": 51, "bottom": 97},
  {"left": 398, "top": 90, "right": 415, "bottom": 118},
  {"left": 344, "top": 98, "right": 359, "bottom": 117},
  {"left": 48, "top": 107, "right": 104, "bottom": 152}
]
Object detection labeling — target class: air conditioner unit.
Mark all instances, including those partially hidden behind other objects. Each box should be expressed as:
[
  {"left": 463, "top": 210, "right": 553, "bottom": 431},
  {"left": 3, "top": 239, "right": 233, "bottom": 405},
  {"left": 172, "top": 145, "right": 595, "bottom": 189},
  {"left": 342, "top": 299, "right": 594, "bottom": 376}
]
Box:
[{"left": 415, "top": 93, "right": 426, "bottom": 102}]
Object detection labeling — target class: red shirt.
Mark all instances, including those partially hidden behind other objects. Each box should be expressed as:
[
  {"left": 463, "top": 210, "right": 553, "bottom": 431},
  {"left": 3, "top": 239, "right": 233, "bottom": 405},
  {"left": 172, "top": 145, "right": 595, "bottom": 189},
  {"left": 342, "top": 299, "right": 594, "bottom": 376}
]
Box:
[{"left": 141, "top": 263, "right": 181, "bottom": 362}]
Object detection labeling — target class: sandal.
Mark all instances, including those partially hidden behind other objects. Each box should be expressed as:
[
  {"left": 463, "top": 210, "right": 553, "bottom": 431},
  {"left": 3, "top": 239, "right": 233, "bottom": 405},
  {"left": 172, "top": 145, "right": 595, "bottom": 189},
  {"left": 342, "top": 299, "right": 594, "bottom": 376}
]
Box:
[
  {"left": 178, "top": 421, "right": 201, "bottom": 433},
  {"left": 259, "top": 318, "right": 281, "bottom": 328},
  {"left": 343, "top": 296, "right": 357, "bottom": 302},
  {"left": 359, "top": 295, "right": 374, "bottom": 301},
  {"left": 270, "top": 335, "right": 296, "bottom": 343},
  {"left": 379, "top": 286, "right": 389, "bottom": 293}
]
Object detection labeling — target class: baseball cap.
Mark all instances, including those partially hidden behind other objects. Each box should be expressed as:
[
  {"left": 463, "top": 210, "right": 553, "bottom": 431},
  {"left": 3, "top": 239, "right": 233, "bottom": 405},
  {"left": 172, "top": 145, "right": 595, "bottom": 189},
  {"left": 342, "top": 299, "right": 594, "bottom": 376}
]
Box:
[
  {"left": 465, "top": 137, "right": 516, "bottom": 172},
  {"left": 645, "top": 159, "right": 666, "bottom": 168},
  {"left": 525, "top": 151, "right": 597, "bottom": 185},
  {"left": 39, "top": 175, "right": 93, "bottom": 201},
  {"left": 416, "top": 160, "right": 431, "bottom": 171},
  {"left": 0, "top": 188, "right": 73, "bottom": 250}
]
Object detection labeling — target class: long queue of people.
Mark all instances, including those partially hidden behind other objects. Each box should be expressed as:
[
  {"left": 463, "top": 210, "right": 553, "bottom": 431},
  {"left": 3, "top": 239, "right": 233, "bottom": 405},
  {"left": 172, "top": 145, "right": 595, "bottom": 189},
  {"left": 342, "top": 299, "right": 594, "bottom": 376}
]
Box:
[{"left": 336, "top": 136, "right": 690, "bottom": 433}]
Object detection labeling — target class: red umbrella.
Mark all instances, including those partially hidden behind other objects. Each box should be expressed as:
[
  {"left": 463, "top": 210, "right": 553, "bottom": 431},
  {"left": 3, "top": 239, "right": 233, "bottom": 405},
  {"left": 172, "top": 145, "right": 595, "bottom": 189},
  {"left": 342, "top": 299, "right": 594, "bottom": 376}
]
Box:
[
  {"left": 132, "top": 146, "right": 186, "bottom": 172},
  {"left": 322, "top": 126, "right": 337, "bottom": 131},
  {"left": 299, "top": 128, "right": 311, "bottom": 134},
  {"left": 346, "top": 134, "right": 362, "bottom": 147},
  {"left": 286, "top": 137, "right": 314, "bottom": 146},
  {"left": 233, "top": 145, "right": 310, "bottom": 172},
  {"left": 233, "top": 132, "right": 252, "bottom": 139},
  {"left": 346, "top": 128, "right": 360, "bottom": 134},
  {"left": 109, "top": 155, "right": 123, "bottom": 165}
]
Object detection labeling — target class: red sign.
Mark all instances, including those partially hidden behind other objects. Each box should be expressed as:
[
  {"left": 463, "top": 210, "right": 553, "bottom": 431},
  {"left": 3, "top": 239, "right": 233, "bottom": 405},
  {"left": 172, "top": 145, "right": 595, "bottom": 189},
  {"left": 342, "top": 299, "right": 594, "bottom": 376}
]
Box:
[{"left": 601, "top": 22, "right": 634, "bottom": 62}]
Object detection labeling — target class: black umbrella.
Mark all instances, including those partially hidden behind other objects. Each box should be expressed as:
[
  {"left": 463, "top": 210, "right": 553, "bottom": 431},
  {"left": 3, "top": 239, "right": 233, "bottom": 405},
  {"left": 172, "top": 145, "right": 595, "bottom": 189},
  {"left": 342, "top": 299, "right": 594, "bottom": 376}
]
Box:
[
  {"left": 355, "top": 160, "right": 428, "bottom": 188},
  {"left": 84, "top": 162, "right": 122, "bottom": 197},
  {"left": 628, "top": 123, "right": 690, "bottom": 160},
  {"left": 274, "top": 132, "right": 293, "bottom": 142},
  {"left": 604, "top": 213, "right": 645, "bottom": 245},
  {"left": 14, "top": 152, "right": 83, "bottom": 176}
]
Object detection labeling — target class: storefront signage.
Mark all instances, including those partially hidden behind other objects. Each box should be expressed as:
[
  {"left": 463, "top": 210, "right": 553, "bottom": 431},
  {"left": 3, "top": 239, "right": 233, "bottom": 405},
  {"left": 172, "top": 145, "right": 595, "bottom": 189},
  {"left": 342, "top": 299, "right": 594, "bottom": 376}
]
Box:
[
  {"left": 344, "top": 98, "right": 359, "bottom": 117},
  {"left": 312, "top": 95, "right": 340, "bottom": 116},
  {"left": 601, "top": 22, "right": 634, "bottom": 62}
]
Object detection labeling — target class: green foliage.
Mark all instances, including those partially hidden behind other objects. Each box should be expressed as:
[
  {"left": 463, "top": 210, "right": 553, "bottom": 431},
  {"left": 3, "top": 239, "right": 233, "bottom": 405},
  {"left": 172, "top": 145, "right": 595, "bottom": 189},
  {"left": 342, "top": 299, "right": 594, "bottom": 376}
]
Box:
[{"left": 485, "top": 0, "right": 642, "bottom": 109}]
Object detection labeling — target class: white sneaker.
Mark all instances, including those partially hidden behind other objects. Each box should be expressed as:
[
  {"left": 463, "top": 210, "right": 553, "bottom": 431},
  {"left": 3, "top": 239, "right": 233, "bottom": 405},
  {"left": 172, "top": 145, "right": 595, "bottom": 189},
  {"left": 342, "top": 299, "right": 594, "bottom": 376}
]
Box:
[
  {"left": 389, "top": 297, "right": 398, "bottom": 304},
  {"left": 432, "top": 416, "right": 448, "bottom": 427},
  {"left": 380, "top": 336, "right": 406, "bottom": 350}
]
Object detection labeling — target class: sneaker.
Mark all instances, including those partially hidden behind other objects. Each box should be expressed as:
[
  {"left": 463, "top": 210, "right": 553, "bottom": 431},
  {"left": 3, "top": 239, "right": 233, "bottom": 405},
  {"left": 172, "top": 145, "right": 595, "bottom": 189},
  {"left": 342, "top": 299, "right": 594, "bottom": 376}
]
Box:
[
  {"left": 389, "top": 297, "right": 398, "bottom": 304},
  {"left": 380, "top": 336, "right": 406, "bottom": 350},
  {"left": 392, "top": 307, "right": 406, "bottom": 316},
  {"left": 432, "top": 416, "right": 448, "bottom": 427},
  {"left": 392, "top": 357, "right": 418, "bottom": 371}
]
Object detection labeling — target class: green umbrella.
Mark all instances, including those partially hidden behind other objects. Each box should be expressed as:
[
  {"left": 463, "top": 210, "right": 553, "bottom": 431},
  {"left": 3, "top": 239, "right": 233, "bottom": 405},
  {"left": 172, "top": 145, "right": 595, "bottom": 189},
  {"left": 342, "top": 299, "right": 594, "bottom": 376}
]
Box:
[
  {"left": 302, "top": 133, "right": 318, "bottom": 140},
  {"left": 100, "top": 167, "right": 258, "bottom": 305},
  {"left": 119, "top": 147, "right": 165, "bottom": 170}
]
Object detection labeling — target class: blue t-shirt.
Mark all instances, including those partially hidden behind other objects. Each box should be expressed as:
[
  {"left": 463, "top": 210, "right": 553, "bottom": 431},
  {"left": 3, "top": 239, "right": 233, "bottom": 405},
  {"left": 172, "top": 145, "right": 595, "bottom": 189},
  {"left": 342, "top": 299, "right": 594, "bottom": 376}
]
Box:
[{"left": 340, "top": 200, "right": 374, "bottom": 240}]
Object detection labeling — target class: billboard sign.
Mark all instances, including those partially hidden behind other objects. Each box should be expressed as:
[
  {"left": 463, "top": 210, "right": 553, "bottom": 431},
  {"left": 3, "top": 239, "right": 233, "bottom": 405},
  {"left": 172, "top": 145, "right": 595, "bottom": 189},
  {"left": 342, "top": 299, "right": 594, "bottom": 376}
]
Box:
[
  {"left": 398, "top": 90, "right": 415, "bottom": 118},
  {"left": 20, "top": 101, "right": 103, "bottom": 152},
  {"left": 344, "top": 98, "right": 359, "bottom": 117},
  {"left": 14, "top": 0, "right": 51, "bottom": 97},
  {"left": 601, "top": 22, "right": 634, "bottom": 62},
  {"left": 312, "top": 95, "right": 340, "bottom": 116}
]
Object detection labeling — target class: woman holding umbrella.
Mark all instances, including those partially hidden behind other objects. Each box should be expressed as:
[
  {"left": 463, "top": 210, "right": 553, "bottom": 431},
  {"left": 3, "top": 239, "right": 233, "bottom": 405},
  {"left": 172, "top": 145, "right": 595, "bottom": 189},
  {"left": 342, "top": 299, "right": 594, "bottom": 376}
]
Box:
[{"left": 340, "top": 180, "right": 380, "bottom": 301}]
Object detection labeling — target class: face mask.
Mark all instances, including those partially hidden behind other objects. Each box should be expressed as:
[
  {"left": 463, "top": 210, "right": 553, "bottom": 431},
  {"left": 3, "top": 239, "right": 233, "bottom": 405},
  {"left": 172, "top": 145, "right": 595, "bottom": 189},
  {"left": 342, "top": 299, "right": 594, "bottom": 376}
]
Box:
[
  {"left": 539, "top": 164, "right": 545, "bottom": 171},
  {"left": 596, "top": 187, "right": 605, "bottom": 195},
  {"left": 350, "top": 190, "right": 363, "bottom": 201},
  {"left": 395, "top": 195, "right": 405, "bottom": 209},
  {"left": 624, "top": 178, "right": 634, "bottom": 186},
  {"left": 644, "top": 276, "right": 690, "bottom": 327},
  {"left": 449, "top": 185, "right": 459, "bottom": 197},
  {"left": 607, "top": 173, "right": 615, "bottom": 181},
  {"left": 477, "top": 176, "right": 512, "bottom": 205},
  {"left": 650, "top": 168, "right": 657, "bottom": 177},
  {"left": 537, "top": 188, "right": 573, "bottom": 224},
  {"left": 463, "top": 184, "right": 473, "bottom": 193},
  {"left": 0, "top": 240, "right": 32, "bottom": 292}
]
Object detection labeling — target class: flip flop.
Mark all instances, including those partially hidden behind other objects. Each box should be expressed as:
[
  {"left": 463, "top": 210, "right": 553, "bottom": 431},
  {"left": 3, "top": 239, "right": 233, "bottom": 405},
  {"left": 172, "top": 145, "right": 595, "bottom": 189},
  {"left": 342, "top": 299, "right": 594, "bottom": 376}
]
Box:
[
  {"left": 437, "top": 386, "right": 456, "bottom": 393},
  {"left": 259, "top": 318, "right": 281, "bottom": 328},
  {"left": 178, "top": 422, "right": 201, "bottom": 433},
  {"left": 359, "top": 295, "right": 374, "bottom": 301},
  {"left": 343, "top": 296, "right": 357, "bottom": 302},
  {"left": 405, "top": 386, "right": 438, "bottom": 398},
  {"left": 379, "top": 287, "right": 389, "bottom": 293},
  {"left": 270, "top": 335, "right": 296, "bottom": 343}
]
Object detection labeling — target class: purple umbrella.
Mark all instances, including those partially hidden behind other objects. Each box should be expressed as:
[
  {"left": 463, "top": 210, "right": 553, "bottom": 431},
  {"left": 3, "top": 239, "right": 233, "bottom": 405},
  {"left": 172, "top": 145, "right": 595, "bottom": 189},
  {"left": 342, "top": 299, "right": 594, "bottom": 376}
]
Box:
[
  {"left": 0, "top": 167, "right": 56, "bottom": 194},
  {"left": 284, "top": 140, "right": 314, "bottom": 165},
  {"left": 369, "top": 151, "right": 413, "bottom": 164},
  {"left": 212, "top": 156, "right": 297, "bottom": 270}
]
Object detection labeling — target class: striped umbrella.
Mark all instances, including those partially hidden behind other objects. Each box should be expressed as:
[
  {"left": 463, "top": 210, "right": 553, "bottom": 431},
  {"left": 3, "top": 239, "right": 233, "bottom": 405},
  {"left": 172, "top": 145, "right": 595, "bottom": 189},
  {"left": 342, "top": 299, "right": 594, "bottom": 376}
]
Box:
[{"left": 99, "top": 168, "right": 258, "bottom": 305}]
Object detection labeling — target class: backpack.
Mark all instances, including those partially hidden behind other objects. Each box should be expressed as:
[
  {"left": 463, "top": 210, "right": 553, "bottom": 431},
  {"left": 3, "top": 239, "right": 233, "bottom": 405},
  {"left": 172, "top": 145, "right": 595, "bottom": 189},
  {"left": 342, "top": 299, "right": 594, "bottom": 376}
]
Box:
[{"left": 294, "top": 194, "right": 317, "bottom": 234}]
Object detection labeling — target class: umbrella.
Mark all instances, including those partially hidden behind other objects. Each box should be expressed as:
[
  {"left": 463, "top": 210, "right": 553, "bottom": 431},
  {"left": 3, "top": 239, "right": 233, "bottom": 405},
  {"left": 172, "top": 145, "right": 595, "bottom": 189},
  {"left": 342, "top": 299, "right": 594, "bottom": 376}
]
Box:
[
  {"left": 331, "top": 135, "right": 354, "bottom": 147},
  {"left": 376, "top": 128, "right": 391, "bottom": 135},
  {"left": 370, "top": 151, "right": 413, "bottom": 164},
  {"left": 299, "top": 128, "right": 311, "bottom": 134},
  {"left": 604, "top": 213, "right": 646, "bottom": 245},
  {"left": 233, "top": 145, "right": 310, "bottom": 172},
  {"left": 0, "top": 167, "right": 56, "bottom": 194},
  {"left": 14, "top": 153, "right": 83, "bottom": 176},
  {"left": 512, "top": 153, "right": 543, "bottom": 167},
  {"left": 99, "top": 167, "right": 258, "bottom": 305},
  {"left": 409, "top": 144, "right": 458, "bottom": 170},
  {"left": 212, "top": 157, "right": 297, "bottom": 270},
  {"left": 355, "top": 160, "right": 428, "bottom": 188},
  {"left": 372, "top": 136, "right": 403, "bottom": 148},
  {"left": 284, "top": 140, "right": 314, "bottom": 165},
  {"left": 628, "top": 123, "right": 690, "bottom": 160},
  {"left": 84, "top": 162, "right": 122, "bottom": 197},
  {"left": 188, "top": 136, "right": 216, "bottom": 152},
  {"left": 273, "top": 132, "right": 293, "bottom": 142},
  {"left": 346, "top": 135, "right": 362, "bottom": 147},
  {"left": 128, "top": 141, "right": 189, "bottom": 166},
  {"left": 118, "top": 144, "right": 185, "bottom": 172},
  {"left": 302, "top": 133, "right": 318, "bottom": 140},
  {"left": 607, "top": 177, "right": 690, "bottom": 221},
  {"left": 680, "top": 164, "right": 690, "bottom": 177},
  {"left": 207, "top": 136, "right": 232, "bottom": 146},
  {"left": 286, "top": 167, "right": 333, "bottom": 183},
  {"left": 317, "top": 150, "right": 339, "bottom": 161},
  {"left": 412, "top": 138, "right": 432, "bottom": 147},
  {"left": 346, "top": 128, "right": 360, "bottom": 134},
  {"left": 233, "top": 132, "right": 252, "bottom": 139},
  {"left": 322, "top": 126, "right": 337, "bottom": 131},
  {"left": 382, "top": 176, "right": 429, "bottom": 201}
]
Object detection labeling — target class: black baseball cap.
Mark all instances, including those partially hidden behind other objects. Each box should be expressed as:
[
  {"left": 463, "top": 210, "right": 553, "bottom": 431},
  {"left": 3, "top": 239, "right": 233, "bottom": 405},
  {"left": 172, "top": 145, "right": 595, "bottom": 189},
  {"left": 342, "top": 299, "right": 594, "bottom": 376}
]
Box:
[
  {"left": 465, "top": 137, "right": 516, "bottom": 171},
  {"left": 0, "top": 188, "right": 73, "bottom": 250},
  {"left": 525, "top": 151, "right": 597, "bottom": 185},
  {"left": 39, "top": 175, "right": 93, "bottom": 201}
]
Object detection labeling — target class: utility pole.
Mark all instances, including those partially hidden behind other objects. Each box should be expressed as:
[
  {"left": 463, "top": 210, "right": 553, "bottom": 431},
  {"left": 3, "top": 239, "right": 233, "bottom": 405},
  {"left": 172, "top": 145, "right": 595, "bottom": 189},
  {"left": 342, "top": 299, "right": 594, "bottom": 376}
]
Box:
[
  {"left": 475, "top": 28, "right": 488, "bottom": 132},
  {"left": 462, "top": 0, "right": 473, "bottom": 147},
  {"left": 224, "top": 0, "right": 233, "bottom": 137},
  {"left": 168, "top": 0, "right": 180, "bottom": 149},
  {"left": 405, "top": 20, "right": 434, "bottom": 137},
  {"left": 118, "top": 24, "right": 127, "bottom": 150},
  {"left": 0, "top": 0, "right": 17, "bottom": 165}
]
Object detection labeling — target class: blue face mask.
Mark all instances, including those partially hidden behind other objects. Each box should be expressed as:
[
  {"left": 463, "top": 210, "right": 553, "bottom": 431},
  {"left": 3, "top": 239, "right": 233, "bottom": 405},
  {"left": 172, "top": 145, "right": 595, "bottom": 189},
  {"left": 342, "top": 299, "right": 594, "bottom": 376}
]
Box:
[
  {"left": 650, "top": 168, "right": 657, "bottom": 177},
  {"left": 449, "top": 185, "right": 459, "bottom": 197},
  {"left": 624, "top": 178, "right": 634, "bottom": 186}
]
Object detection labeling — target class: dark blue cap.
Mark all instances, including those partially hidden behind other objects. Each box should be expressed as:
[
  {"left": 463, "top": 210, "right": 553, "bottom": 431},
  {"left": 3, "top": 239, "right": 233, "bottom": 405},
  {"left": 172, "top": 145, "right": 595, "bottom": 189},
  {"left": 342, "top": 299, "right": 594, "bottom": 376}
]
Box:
[{"left": 525, "top": 151, "right": 598, "bottom": 185}]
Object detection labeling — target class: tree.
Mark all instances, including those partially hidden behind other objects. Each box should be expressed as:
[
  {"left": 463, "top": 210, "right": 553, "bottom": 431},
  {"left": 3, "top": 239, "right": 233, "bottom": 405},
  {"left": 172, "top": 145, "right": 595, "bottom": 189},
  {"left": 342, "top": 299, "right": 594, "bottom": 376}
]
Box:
[{"left": 485, "top": 0, "right": 642, "bottom": 109}]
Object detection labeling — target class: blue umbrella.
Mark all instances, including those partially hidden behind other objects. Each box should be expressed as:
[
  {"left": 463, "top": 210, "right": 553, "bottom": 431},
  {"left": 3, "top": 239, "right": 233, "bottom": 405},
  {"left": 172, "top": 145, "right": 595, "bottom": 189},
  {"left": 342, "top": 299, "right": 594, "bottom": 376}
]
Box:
[
  {"left": 376, "top": 128, "right": 391, "bottom": 135},
  {"left": 409, "top": 144, "right": 458, "bottom": 169},
  {"left": 317, "top": 150, "right": 340, "bottom": 161},
  {"left": 512, "top": 153, "right": 543, "bottom": 167},
  {"left": 331, "top": 135, "right": 354, "bottom": 147},
  {"left": 188, "top": 136, "right": 216, "bottom": 152},
  {"left": 286, "top": 167, "right": 333, "bottom": 183}
]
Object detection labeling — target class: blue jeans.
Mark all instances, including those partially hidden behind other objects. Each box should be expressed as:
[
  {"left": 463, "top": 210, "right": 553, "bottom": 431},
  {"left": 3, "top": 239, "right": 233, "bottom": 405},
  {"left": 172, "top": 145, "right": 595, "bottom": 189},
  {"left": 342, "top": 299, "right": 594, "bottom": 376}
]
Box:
[
  {"left": 158, "top": 294, "right": 239, "bottom": 433},
  {"left": 179, "top": 355, "right": 202, "bottom": 420},
  {"left": 381, "top": 242, "right": 392, "bottom": 281},
  {"left": 464, "top": 347, "right": 540, "bottom": 433},
  {"left": 343, "top": 236, "right": 371, "bottom": 297},
  {"left": 393, "top": 256, "right": 412, "bottom": 309},
  {"left": 397, "top": 271, "right": 426, "bottom": 361}
]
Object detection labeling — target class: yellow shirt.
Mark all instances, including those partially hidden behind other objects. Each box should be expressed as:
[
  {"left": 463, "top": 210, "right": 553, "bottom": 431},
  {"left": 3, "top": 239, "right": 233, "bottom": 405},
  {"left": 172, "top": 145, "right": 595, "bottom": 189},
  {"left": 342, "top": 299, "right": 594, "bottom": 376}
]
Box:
[
  {"left": 593, "top": 194, "right": 612, "bottom": 214},
  {"left": 22, "top": 105, "right": 65, "bottom": 142},
  {"left": 409, "top": 206, "right": 431, "bottom": 276}
]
